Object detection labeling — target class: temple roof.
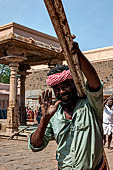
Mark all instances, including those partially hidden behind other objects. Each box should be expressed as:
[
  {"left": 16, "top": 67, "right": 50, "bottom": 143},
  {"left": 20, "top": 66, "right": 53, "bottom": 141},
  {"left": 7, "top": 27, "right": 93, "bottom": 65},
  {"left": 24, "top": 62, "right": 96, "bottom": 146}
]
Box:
[{"left": 0, "top": 22, "right": 64, "bottom": 66}]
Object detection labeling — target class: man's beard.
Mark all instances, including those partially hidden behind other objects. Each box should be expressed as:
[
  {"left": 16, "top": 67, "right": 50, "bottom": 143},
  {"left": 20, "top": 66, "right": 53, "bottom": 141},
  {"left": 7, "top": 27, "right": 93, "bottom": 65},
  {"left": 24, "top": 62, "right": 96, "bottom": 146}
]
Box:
[{"left": 56, "top": 91, "right": 78, "bottom": 106}]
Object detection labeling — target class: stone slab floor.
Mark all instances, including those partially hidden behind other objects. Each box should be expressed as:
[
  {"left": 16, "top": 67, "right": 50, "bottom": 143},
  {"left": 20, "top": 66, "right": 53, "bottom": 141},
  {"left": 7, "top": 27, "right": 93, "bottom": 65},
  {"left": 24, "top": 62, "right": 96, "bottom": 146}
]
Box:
[
  {"left": 0, "top": 136, "right": 113, "bottom": 170},
  {"left": 0, "top": 137, "right": 57, "bottom": 170}
]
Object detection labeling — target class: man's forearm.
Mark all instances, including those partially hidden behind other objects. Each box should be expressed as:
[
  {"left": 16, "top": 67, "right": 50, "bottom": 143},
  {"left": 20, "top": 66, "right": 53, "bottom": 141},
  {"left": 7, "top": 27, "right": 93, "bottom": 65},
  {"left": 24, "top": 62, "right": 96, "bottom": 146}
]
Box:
[
  {"left": 78, "top": 51, "right": 100, "bottom": 90},
  {"left": 31, "top": 116, "right": 50, "bottom": 147}
]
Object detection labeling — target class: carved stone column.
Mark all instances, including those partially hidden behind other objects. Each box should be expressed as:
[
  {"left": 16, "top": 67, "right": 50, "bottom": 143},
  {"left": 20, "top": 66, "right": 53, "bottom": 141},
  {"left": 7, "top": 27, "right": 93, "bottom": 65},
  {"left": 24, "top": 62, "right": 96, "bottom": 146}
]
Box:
[
  {"left": 18, "top": 64, "right": 31, "bottom": 125},
  {"left": 3, "top": 55, "right": 27, "bottom": 133},
  {"left": 7, "top": 63, "right": 19, "bottom": 133},
  {"left": 18, "top": 72, "right": 27, "bottom": 125}
]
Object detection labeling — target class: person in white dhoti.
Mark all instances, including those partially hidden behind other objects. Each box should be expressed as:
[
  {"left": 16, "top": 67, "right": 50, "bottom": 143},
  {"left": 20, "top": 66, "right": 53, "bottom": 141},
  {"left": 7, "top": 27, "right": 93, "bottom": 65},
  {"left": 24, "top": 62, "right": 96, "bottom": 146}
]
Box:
[{"left": 103, "top": 97, "right": 113, "bottom": 149}]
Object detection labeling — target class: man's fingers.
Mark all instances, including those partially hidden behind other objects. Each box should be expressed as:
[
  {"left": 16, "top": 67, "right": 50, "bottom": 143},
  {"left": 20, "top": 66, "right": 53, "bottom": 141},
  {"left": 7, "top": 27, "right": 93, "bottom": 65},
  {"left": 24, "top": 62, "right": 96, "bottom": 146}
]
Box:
[
  {"left": 54, "top": 100, "right": 61, "bottom": 107},
  {"left": 48, "top": 90, "right": 52, "bottom": 105},
  {"left": 39, "top": 91, "right": 45, "bottom": 105},
  {"left": 42, "top": 91, "right": 45, "bottom": 100},
  {"left": 45, "top": 89, "right": 49, "bottom": 102},
  {"left": 71, "top": 41, "right": 79, "bottom": 55},
  {"left": 39, "top": 90, "right": 52, "bottom": 105}
]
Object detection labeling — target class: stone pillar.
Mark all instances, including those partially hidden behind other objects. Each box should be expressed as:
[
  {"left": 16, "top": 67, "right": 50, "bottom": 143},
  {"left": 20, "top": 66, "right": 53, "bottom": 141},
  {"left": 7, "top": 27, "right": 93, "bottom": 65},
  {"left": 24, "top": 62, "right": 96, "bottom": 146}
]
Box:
[
  {"left": 6, "top": 63, "right": 19, "bottom": 133},
  {"left": 19, "top": 72, "right": 27, "bottom": 125},
  {"left": 18, "top": 64, "right": 31, "bottom": 126},
  {"left": 3, "top": 55, "right": 27, "bottom": 133}
]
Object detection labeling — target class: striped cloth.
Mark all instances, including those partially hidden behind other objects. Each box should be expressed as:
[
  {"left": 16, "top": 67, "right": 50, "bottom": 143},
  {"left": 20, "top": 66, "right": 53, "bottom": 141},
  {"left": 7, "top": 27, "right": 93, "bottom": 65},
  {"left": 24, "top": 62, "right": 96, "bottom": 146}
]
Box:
[{"left": 46, "top": 70, "right": 72, "bottom": 87}]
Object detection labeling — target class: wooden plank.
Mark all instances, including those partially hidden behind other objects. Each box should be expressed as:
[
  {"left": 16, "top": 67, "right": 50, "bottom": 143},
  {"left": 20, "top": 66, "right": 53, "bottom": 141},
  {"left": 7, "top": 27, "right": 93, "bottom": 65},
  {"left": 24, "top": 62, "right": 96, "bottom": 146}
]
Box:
[
  {"left": 43, "top": 2, "right": 110, "bottom": 169},
  {"left": 8, "top": 127, "right": 28, "bottom": 140},
  {"left": 44, "top": 0, "right": 85, "bottom": 97}
]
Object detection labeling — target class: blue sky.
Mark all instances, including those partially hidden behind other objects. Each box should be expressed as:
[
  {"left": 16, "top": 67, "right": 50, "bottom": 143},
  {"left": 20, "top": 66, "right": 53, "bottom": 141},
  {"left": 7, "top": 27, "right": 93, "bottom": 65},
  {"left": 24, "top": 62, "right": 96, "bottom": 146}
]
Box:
[{"left": 0, "top": 0, "right": 113, "bottom": 51}]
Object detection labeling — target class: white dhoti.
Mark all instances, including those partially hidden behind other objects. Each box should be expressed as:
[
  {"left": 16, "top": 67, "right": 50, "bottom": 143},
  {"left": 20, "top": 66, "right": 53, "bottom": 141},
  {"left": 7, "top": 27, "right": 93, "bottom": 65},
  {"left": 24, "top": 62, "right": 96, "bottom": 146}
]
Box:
[{"left": 103, "top": 105, "right": 113, "bottom": 135}]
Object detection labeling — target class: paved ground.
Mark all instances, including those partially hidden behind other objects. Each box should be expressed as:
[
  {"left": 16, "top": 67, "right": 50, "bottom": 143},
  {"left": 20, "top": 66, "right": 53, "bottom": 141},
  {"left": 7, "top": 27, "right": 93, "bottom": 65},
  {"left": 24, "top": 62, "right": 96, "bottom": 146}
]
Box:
[
  {"left": 0, "top": 136, "right": 57, "bottom": 170},
  {"left": 0, "top": 134, "right": 113, "bottom": 170}
]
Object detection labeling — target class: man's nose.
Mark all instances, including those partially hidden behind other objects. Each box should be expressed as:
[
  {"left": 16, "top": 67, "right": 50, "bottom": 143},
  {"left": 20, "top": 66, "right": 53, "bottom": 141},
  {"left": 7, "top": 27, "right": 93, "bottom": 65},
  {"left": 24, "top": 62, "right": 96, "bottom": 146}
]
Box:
[{"left": 59, "top": 87, "right": 65, "bottom": 94}]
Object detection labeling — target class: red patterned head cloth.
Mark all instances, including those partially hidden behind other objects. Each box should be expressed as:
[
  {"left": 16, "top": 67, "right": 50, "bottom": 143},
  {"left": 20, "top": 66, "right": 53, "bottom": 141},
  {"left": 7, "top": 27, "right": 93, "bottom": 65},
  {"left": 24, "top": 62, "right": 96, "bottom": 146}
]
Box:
[{"left": 46, "top": 70, "right": 73, "bottom": 87}]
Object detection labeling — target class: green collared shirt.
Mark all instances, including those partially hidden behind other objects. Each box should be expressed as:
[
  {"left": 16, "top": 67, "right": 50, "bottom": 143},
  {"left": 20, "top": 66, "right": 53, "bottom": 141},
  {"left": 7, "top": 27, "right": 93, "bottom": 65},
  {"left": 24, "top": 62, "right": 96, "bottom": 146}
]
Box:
[{"left": 28, "top": 85, "right": 103, "bottom": 170}]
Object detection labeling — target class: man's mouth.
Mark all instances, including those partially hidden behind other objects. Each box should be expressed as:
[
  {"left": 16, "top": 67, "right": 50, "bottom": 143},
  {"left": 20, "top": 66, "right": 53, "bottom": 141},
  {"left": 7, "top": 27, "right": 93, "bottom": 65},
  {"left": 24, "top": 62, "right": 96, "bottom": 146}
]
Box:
[
  {"left": 61, "top": 95, "right": 68, "bottom": 98},
  {"left": 60, "top": 94, "right": 70, "bottom": 101}
]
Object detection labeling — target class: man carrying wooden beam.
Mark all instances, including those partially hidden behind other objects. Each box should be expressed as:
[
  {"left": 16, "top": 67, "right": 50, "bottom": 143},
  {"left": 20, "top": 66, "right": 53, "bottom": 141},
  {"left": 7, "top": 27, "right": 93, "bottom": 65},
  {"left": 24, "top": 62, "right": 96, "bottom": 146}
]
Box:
[{"left": 28, "top": 42, "right": 107, "bottom": 170}]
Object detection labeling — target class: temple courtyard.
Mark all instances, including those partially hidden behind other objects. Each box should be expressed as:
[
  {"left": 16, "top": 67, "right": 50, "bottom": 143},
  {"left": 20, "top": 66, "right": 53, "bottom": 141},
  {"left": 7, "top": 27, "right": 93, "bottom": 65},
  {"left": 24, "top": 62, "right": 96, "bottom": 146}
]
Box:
[{"left": 0, "top": 134, "right": 113, "bottom": 170}]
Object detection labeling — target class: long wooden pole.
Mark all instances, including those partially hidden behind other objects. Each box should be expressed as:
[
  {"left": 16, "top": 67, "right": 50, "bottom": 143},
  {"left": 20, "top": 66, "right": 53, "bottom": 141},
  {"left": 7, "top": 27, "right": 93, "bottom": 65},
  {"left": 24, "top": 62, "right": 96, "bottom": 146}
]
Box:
[
  {"left": 44, "top": 0, "right": 85, "bottom": 97},
  {"left": 44, "top": 1, "right": 110, "bottom": 169}
]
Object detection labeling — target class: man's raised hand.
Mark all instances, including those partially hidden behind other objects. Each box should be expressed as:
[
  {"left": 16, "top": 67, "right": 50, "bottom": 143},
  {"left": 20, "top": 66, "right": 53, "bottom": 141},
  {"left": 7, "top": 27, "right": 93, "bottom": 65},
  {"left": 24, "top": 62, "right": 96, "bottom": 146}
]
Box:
[{"left": 39, "top": 90, "right": 61, "bottom": 119}]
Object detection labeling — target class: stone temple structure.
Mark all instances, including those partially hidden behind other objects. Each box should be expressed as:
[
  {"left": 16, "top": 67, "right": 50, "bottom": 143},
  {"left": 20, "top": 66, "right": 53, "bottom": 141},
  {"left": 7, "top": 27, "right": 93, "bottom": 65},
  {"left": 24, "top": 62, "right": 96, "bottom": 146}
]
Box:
[
  {"left": 0, "top": 22, "right": 113, "bottom": 133},
  {"left": 0, "top": 22, "right": 63, "bottom": 133},
  {"left": 26, "top": 46, "right": 113, "bottom": 106}
]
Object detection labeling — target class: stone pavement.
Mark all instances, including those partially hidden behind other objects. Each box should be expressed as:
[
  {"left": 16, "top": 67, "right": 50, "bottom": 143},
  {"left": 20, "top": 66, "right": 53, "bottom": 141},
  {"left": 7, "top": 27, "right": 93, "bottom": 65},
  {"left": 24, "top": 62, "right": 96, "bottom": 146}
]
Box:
[
  {"left": 0, "top": 135, "right": 113, "bottom": 170},
  {"left": 0, "top": 137, "right": 57, "bottom": 170}
]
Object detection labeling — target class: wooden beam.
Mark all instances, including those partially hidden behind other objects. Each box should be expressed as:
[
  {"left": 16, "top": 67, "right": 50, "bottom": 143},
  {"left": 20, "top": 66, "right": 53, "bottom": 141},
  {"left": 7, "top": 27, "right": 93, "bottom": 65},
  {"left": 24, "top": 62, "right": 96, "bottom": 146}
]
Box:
[{"left": 44, "top": 0, "right": 85, "bottom": 97}]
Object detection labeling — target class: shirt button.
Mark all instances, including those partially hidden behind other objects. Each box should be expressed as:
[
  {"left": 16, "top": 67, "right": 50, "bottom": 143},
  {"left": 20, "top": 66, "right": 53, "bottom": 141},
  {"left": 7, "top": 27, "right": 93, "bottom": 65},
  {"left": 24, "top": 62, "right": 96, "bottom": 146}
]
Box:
[{"left": 72, "top": 149, "right": 74, "bottom": 152}]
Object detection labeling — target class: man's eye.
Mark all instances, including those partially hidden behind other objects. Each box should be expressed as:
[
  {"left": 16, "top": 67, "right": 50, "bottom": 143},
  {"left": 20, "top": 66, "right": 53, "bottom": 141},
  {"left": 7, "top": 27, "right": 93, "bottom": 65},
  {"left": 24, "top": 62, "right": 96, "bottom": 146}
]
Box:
[
  {"left": 63, "top": 85, "right": 68, "bottom": 89},
  {"left": 55, "top": 88, "right": 60, "bottom": 92}
]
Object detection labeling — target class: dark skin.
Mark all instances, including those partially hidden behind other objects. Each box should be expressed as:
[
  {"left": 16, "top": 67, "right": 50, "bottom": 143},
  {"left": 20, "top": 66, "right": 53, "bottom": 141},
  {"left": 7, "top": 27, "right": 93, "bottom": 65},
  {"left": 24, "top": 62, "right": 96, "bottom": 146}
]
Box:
[
  {"left": 31, "top": 43, "right": 101, "bottom": 148},
  {"left": 52, "top": 79, "right": 78, "bottom": 119}
]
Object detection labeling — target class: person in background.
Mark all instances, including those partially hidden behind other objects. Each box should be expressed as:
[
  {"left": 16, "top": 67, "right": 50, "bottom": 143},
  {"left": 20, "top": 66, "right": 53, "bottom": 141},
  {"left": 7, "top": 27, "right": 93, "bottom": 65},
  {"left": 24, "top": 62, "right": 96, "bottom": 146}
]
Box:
[
  {"left": 28, "top": 42, "right": 106, "bottom": 170},
  {"left": 36, "top": 106, "right": 42, "bottom": 124},
  {"left": 26, "top": 107, "right": 34, "bottom": 122},
  {"left": 34, "top": 106, "right": 39, "bottom": 124},
  {"left": 103, "top": 96, "right": 113, "bottom": 149}
]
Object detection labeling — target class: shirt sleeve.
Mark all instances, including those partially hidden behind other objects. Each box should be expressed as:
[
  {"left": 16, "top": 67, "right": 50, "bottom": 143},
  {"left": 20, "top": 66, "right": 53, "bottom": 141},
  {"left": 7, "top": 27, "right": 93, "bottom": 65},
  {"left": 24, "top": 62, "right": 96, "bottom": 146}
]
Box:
[
  {"left": 28, "top": 121, "right": 54, "bottom": 152},
  {"left": 85, "top": 82, "right": 104, "bottom": 121}
]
